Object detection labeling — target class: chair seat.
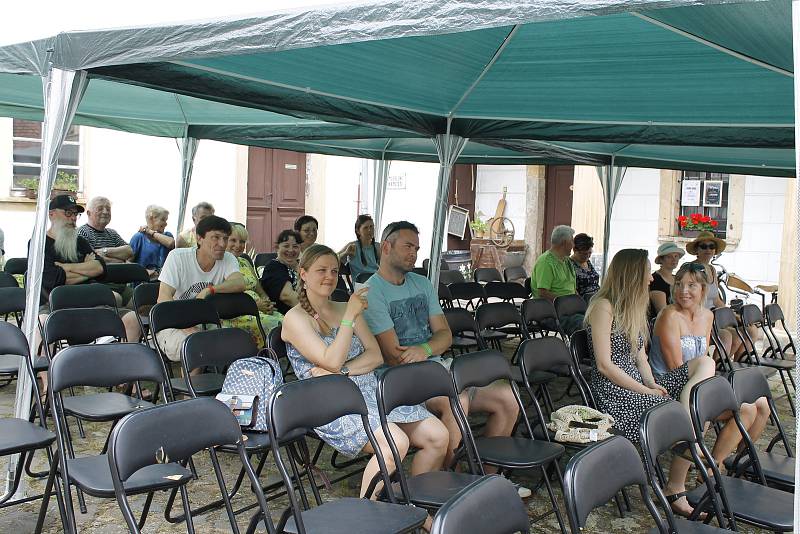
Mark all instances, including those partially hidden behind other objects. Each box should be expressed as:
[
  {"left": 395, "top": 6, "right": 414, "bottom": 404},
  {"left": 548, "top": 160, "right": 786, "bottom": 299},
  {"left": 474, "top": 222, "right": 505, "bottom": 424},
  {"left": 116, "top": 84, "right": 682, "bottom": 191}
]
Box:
[
  {"left": 687, "top": 475, "right": 794, "bottom": 531},
  {"left": 754, "top": 359, "right": 795, "bottom": 371},
  {"left": 67, "top": 455, "right": 192, "bottom": 497},
  {"left": 284, "top": 497, "right": 427, "bottom": 534},
  {"left": 511, "top": 367, "right": 556, "bottom": 385},
  {"left": 0, "top": 354, "right": 49, "bottom": 374},
  {"left": 63, "top": 392, "right": 153, "bottom": 421},
  {"left": 647, "top": 517, "right": 729, "bottom": 533},
  {"left": 474, "top": 436, "right": 565, "bottom": 469},
  {"left": 481, "top": 330, "right": 509, "bottom": 341},
  {"left": 451, "top": 336, "right": 479, "bottom": 349},
  {"left": 723, "top": 452, "right": 795, "bottom": 488},
  {"left": 727, "top": 362, "right": 776, "bottom": 378},
  {"left": 170, "top": 373, "right": 225, "bottom": 396},
  {"left": 218, "top": 427, "right": 307, "bottom": 453},
  {"left": 398, "top": 471, "right": 484, "bottom": 508},
  {"left": 0, "top": 418, "right": 55, "bottom": 455}
]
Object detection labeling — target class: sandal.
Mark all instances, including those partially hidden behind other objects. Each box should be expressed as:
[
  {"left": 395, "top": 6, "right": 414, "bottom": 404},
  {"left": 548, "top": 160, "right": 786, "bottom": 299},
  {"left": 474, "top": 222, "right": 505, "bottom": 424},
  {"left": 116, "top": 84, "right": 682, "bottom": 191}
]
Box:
[{"left": 665, "top": 491, "right": 707, "bottom": 520}]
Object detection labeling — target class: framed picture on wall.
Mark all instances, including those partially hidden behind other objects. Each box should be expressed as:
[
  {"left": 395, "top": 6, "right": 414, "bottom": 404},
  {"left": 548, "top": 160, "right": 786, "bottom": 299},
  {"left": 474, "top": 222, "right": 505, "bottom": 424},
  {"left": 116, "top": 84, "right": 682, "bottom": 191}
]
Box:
[
  {"left": 447, "top": 205, "right": 470, "bottom": 239},
  {"left": 703, "top": 180, "right": 723, "bottom": 207}
]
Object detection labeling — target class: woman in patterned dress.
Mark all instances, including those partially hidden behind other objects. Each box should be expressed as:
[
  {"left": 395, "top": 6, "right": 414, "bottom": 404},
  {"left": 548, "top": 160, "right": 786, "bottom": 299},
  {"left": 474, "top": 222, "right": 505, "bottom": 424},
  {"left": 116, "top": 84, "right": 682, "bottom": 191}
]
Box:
[
  {"left": 282, "top": 244, "right": 448, "bottom": 499},
  {"left": 223, "top": 223, "right": 283, "bottom": 347}
]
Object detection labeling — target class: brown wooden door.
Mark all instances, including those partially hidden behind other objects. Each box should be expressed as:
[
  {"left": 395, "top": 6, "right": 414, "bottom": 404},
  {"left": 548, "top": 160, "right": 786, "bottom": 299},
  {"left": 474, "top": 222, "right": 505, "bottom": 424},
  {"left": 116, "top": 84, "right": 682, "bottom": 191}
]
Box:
[
  {"left": 542, "top": 165, "right": 574, "bottom": 250},
  {"left": 447, "top": 164, "right": 477, "bottom": 251},
  {"left": 247, "top": 148, "right": 306, "bottom": 252}
]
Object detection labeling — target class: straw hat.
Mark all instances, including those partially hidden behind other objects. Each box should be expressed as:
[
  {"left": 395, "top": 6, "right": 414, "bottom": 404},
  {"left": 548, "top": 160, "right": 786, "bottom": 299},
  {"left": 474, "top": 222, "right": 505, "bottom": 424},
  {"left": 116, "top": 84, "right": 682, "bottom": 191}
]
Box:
[
  {"left": 654, "top": 242, "right": 685, "bottom": 265},
  {"left": 685, "top": 231, "right": 726, "bottom": 255}
]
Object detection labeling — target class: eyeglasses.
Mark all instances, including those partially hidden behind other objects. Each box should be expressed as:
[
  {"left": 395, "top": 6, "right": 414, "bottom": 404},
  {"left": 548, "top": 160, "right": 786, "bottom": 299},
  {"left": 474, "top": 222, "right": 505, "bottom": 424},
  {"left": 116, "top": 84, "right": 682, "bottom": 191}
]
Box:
[
  {"left": 61, "top": 209, "right": 81, "bottom": 218},
  {"left": 696, "top": 243, "right": 716, "bottom": 251}
]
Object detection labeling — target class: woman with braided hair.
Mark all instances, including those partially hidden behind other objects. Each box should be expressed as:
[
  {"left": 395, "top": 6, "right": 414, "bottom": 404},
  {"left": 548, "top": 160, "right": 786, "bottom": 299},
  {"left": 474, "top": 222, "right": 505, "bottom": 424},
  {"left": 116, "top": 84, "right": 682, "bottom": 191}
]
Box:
[{"left": 282, "top": 244, "right": 448, "bottom": 501}]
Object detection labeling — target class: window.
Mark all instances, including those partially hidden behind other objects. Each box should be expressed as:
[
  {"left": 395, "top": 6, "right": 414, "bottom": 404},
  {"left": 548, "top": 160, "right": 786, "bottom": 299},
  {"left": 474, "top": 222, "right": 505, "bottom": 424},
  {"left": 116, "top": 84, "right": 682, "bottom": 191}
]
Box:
[
  {"left": 11, "top": 119, "right": 81, "bottom": 193},
  {"left": 678, "top": 171, "right": 729, "bottom": 238}
]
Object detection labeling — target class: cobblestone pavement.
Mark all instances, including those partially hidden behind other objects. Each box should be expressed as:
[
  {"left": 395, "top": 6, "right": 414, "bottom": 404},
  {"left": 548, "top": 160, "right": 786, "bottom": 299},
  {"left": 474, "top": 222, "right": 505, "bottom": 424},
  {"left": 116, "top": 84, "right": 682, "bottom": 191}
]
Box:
[{"left": 0, "top": 338, "right": 794, "bottom": 533}]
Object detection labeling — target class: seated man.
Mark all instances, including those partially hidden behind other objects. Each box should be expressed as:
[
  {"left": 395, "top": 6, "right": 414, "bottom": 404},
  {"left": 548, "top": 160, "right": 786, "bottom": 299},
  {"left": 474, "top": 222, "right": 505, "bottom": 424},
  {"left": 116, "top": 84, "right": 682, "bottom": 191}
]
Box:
[
  {"left": 33, "top": 194, "right": 141, "bottom": 347},
  {"left": 78, "top": 196, "right": 134, "bottom": 305},
  {"left": 156, "top": 215, "right": 245, "bottom": 365},
  {"left": 176, "top": 201, "right": 214, "bottom": 248},
  {"left": 363, "top": 221, "right": 526, "bottom": 495},
  {"left": 532, "top": 225, "right": 583, "bottom": 335}
]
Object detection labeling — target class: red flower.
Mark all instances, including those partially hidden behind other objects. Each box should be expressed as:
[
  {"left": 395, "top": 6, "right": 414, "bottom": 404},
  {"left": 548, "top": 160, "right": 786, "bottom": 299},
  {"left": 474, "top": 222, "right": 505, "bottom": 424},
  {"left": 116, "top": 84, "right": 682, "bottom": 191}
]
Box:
[
  {"left": 701, "top": 215, "right": 710, "bottom": 223},
  {"left": 691, "top": 213, "right": 701, "bottom": 223},
  {"left": 710, "top": 220, "right": 718, "bottom": 228}
]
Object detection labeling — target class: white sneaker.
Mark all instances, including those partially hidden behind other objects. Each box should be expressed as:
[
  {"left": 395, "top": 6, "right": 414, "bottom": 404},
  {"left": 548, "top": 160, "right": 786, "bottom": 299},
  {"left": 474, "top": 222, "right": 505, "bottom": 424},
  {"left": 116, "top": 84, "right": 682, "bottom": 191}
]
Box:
[{"left": 515, "top": 483, "right": 532, "bottom": 499}]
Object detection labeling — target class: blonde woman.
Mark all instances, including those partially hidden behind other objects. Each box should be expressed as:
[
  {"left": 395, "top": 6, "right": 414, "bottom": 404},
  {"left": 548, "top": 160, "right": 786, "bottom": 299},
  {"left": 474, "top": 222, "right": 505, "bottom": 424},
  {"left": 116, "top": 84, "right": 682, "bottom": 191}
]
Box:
[
  {"left": 224, "top": 223, "right": 282, "bottom": 346},
  {"left": 586, "top": 249, "right": 714, "bottom": 445},
  {"left": 281, "top": 244, "right": 448, "bottom": 501}
]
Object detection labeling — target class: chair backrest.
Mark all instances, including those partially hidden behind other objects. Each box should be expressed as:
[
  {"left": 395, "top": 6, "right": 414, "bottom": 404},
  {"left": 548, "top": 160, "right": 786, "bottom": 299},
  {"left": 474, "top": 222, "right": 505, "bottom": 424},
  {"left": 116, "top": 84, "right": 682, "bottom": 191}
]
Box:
[
  {"left": 4, "top": 257, "right": 27, "bottom": 275},
  {"left": 438, "top": 282, "right": 453, "bottom": 307},
  {"left": 355, "top": 272, "right": 373, "bottom": 283},
  {"left": 108, "top": 397, "right": 243, "bottom": 482},
  {"left": 268, "top": 324, "right": 286, "bottom": 357},
  {"left": 0, "top": 271, "right": 19, "bottom": 288},
  {"left": 49, "top": 342, "right": 167, "bottom": 392},
  {"left": 440, "top": 270, "right": 465, "bottom": 285},
  {"left": 0, "top": 322, "right": 47, "bottom": 419},
  {"left": 473, "top": 267, "right": 502, "bottom": 284},
  {"left": 378, "top": 360, "right": 459, "bottom": 413},
  {"left": 521, "top": 298, "right": 558, "bottom": 326},
  {"left": 182, "top": 328, "right": 259, "bottom": 375},
  {"left": 254, "top": 252, "right": 277, "bottom": 268},
  {"left": 503, "top": 266, "right": 527, "bottom": 284},
  {"left": 206, "top": 292, "right": 259, "bottom": 320},
  {"left": 728, "top": 366, "right": 771, "bottom": 405},
  {"left": 451, "top": 349, "right": 513, "bottom": 392},
  {"left": 430, "top": 475, "right": 529, "bottom": 534},
  {"left": 149, "top": 298, "right": 221, "bottom": 334},
  {"left": 484, "top": 281, "right": 529, "bottom": 301},
  {"left": 764, "top": 303, "right": 784, "bottom": 324},
  {"left": 712, "top": 306, "right": 738, "bottom": 331},
  {"left": 553, "top": 294, "right": 587, "bottom": 319},
  {"left": 689, "top": 376, "right": 740, "bottom": 430},
  {"left": 517, "top": 336, "right": 574, "bottom": 375},
  {"left": 739, "top": 304, "right": 763, "bottom": 328},
  {"left": 49, "top": 283, "right": 117, "bottom": 311},
  {"left": 133, "top": 282, "right": 160, "bottom": 310},
  {"left": 44, "top": 307, "right": 127, "bottom": 346},
  {"left": 0, "top": 287, "right": 26, "bottom": 315},
  {"left": 443, "top": 308, "right": 482, "bottom": 338},
  {"left": 331, "top": 288, "right": 350, "bottom": 302},
  {"left": 448, "top": 282, "right": 486, "bottom": 309},
  {"left": 475, "top": 302, "right": 524, "bottom": 332},
  {"left": 99, "top": 263, "right": 150, "bottom": 284},
  {"left": 563, "top": 436, "right": 662, "bottom": 533}
]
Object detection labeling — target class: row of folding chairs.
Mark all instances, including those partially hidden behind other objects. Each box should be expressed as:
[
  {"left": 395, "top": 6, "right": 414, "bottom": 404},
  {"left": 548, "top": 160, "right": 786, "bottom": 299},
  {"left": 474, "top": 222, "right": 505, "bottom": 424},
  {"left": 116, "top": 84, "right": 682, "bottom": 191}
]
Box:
[{"left": 564, "top": 368, "right": 794, "bottom": 533}]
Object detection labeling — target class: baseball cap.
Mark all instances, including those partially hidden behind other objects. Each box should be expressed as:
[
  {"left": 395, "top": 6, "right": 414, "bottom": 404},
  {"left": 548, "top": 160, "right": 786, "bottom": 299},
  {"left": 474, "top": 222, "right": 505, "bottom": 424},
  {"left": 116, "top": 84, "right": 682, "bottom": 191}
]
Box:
[{"left": 49, "top": 194, "right": 84, "bottom": 213}]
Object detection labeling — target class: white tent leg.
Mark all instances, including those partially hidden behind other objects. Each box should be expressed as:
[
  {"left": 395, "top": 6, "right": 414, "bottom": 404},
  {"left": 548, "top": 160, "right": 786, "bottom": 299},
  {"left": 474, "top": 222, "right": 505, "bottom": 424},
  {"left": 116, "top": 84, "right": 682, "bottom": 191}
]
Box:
[
  {"left": 373, "top": 159, "right": 391, "bottom": 231},
  {"left": 175, "top": 136, "right": 199, "bottom": 236},
  {"left": 791, "top": 1, "right": 800, "bottom": 524},
  {"left": 429, "top": 134, "right": 467, "bottom": 287},
  {"left": 596, "top": 159, "right": 627, "bottom": 278},
  {"left": 6, "top": 67, "right": 88, "bottom": 499}
]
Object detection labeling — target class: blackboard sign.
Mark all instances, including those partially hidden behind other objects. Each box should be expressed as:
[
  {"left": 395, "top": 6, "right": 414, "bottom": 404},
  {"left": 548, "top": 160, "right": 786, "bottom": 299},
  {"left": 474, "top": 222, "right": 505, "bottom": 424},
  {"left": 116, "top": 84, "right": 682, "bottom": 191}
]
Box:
[
  {"left": 447, "top": 205, "right": 470, "bottom": 239},
  {"left": 703, "top": 180, "right": 723, "bottom": 207}
]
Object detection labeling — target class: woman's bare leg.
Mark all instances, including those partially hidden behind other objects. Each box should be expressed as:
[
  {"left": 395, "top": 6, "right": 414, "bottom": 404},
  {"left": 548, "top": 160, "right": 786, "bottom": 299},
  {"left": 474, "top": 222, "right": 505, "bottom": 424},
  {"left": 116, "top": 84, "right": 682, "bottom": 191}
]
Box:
[
  {"left": 711, "top": 404, "right": 756, "bottom": 467},
  {"left": 359, "top": 422, "right": 408, "bottom": 498},
  {"left": 680, "top": 356, "right": 716, "bottom": 411},
  {"left": 398, "top": 418, "right": 449, "bottom": 475}
]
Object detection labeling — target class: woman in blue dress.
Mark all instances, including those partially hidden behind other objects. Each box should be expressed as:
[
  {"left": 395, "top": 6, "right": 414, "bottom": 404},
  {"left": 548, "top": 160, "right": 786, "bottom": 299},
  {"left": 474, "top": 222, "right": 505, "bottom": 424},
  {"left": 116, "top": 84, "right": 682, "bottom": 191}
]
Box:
[
  {"left": 282, "top": 244, "right": 448, "bottom": 499},
  {"left": 338, "top": 215, "right": 380, "bottom": 282}
]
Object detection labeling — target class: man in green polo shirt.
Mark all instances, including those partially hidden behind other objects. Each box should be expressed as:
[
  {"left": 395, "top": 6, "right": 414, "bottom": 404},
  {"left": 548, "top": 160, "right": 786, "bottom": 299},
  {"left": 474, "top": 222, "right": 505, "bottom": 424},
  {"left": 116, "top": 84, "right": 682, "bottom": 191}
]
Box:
[{"left": 532, "top": 225, "right": 583, "bottom": 333}]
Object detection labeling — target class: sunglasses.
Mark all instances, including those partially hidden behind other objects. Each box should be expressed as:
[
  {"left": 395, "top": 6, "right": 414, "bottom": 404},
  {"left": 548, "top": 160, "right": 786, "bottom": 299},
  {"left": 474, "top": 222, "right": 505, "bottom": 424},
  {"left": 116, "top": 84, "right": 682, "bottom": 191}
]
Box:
[{"left": 696, "top": 243, "right": 716, "bottom": 251}]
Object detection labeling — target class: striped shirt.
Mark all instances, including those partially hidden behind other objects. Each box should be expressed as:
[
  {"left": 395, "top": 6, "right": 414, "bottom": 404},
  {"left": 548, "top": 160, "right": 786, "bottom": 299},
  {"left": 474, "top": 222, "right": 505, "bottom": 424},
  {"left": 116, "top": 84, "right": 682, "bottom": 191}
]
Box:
[{"left": 77, "top": 224, "right": 128, "bottom": 249}]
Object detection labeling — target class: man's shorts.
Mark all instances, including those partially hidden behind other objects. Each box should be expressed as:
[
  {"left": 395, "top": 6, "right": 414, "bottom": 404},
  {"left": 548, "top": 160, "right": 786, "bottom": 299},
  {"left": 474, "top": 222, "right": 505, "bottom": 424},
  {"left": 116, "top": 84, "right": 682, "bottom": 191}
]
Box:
[
  {"left": 428, "top": 355, "right": 478, "bottom": 402},
  {"left": 155, "top": 328, "right": 189, "bottom": 362}
]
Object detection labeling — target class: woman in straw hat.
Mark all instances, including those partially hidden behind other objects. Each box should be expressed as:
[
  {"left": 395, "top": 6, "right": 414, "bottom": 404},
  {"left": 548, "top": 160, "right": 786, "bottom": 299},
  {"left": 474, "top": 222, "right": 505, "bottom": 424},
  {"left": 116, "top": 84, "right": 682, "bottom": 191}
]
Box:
[{"left": 649, "top": 242, "right": 684, "bottom": 320}]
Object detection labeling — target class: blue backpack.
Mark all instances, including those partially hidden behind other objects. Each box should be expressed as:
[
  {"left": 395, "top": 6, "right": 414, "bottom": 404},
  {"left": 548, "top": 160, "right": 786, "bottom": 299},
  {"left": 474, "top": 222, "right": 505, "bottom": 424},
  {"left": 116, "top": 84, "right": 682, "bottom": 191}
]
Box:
[{"left": 220, "top": 350, "right": 283, "bottom": 432}]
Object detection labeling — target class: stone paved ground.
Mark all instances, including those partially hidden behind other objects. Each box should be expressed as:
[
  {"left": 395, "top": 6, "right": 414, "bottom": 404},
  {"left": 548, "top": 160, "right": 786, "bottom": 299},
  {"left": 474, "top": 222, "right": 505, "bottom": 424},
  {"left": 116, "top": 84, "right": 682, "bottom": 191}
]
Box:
[{"left": 0, "top": 336, "right": 794, "bottom": 533}]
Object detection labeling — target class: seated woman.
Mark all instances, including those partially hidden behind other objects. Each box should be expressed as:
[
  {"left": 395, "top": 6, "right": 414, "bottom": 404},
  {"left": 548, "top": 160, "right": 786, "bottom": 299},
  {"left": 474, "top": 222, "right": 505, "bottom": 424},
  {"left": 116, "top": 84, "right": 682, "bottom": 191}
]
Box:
[
  {"left": 224, "top": 223, "right": 283, "bottom": 347},
  {"left": 650, "top": 262, "right": 770, "bottom": 517},
  {"left": 648, "top": 242, "right": 683, "bottom": 320},
  {"left": 260, "top": 230, "right": 302, "bottom": 315},
  {"left": 586, "top": 248, "right": 714, "bottom": 455},
  {"left": 130, "top": 204, "right": 175, "bottom": 279},
  {"left": 282, "top": 244, "right": 448, "bottom": 499},
  {"left": 294, "top": 215, "right": 319, "bottom": 253},
  {"left": 338, "top": 214, "right": 380, "bottom": 282},
  {"left": 569, "top": 233, "right": 599, "bottom": 301}
]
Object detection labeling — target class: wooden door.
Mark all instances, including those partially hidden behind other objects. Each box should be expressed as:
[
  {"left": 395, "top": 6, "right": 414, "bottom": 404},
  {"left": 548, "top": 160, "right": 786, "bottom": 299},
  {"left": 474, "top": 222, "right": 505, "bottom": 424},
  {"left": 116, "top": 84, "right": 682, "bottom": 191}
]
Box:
[
  {"left": 542, "top": 165, "right": 574, "bottom": 250},
  {"left": 447, "top": 164, "right": 477, "bottom": 251},
  {"left": 247, "top": 148, "right": 306, "bottom": 252}
]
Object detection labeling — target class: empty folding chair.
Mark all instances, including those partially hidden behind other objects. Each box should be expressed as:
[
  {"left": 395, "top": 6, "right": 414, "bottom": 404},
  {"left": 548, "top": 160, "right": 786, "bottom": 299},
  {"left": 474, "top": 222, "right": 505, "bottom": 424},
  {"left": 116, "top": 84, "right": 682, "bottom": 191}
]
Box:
[
  {"left": 268, "top": 375, "right": 429, "bottom": 533},
  {"left": 132, "top": 281, "right": 159, "bottom": 344},
  {"left": 711, "top": 307, "right": 774, "bottom": 379},
  {"left": 475, "top": 301, "right": 527, "bottom": 351},
  {"left": 473, "top": 267, "right": 502, "bottom": 284},
  {"left": 763, "top": 303, "right": 796, "bottom": 360},
  {"left": 484, "top": 281, "right": 529, "bottom": 305},
  {"left": 4, "top": 257, "right": 27, "bottom": 275},
  {"left": 448, "top": 282, "right": 486, "bottom": 312},
  {"left": 207, "top": 292, "right": 269, "bottom": 347},
  {"left": 107, "top": 397, "right": 274, "bottom": 534},
  {"left": 0, "top": 323, "right": 66, "bottom": 534},
  {"left": 553, "top": 294, "right": 587, "bottom": 336},
  {"left": 639, "top": 400, "right": 733, "bottom": 531},
  {"left": 49, "top": 283, "right": 118, "bottom": 312},
  {"left": 0, "top": 285, "right": 45, "bottom": 386},
  {"left": 503, "top": 266, "right": 527, "bottom": 285},
  {"left": 430, "top": 475, "right": 529, "bottom": 534},
  {"left": 727, "top": 367, "right": 794, "bottom": 490},
  {"left": 686, "top": 376, "right": 793, "bottom": 532},
  {"left": 451, "top": 350, "right": 567, "bottom": 534},
  {"left": 376, "top": 360, "right": 486, "bottom": 511},
  {"left": 521, "top": 298, "right": 565, "bottom": 341},
  {"left": 439, "top": 270, "right": 465, "bottom": 285},
  {"left": 443, "top": 308, "right": 486, "bottom": 355},
  {"left": 49, "top": 342, "right": 171, "bottom": 532},
  {"left": 563, "top": 436, "right": 668, "bottom": 534}
]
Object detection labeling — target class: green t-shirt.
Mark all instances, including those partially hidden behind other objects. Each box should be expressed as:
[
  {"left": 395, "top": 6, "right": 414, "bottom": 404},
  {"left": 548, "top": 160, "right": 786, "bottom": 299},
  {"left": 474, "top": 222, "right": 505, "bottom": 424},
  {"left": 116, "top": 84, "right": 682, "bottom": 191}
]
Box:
[{"left": 531, "top": 250, "right": 576, "bottom": 298}]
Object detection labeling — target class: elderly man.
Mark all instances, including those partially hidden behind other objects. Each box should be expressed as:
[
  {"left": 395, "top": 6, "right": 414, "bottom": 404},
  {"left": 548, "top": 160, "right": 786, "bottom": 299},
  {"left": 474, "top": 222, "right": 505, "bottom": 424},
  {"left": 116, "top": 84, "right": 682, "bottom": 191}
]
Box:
[
  {"left": 363, "top": 220, "right": 528, "bottom": 497},
  {"left": 78, "top": 196, "right": 133, "bottom": 264},
  {"left": 176, "top": 201, "right": 214, "bottom": 248},
  {"left": 156, "top": 215, "right": 245, "bottom": 365},
  {"left": 532, "top": 225, "right": 583, "bottom": 333}
]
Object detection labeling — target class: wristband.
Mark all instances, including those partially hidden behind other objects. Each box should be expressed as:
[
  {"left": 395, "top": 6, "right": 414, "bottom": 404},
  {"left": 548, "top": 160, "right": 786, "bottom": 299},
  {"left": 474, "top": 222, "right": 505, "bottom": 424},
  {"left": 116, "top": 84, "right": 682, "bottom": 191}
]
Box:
[
  {"left": 421, "top": 342, "right": 433, "bottom": 356},
  {"left": 340, "top": 319, "right": 354, "bottom": 328},
  {"left": 208, "top": 285, "right": 216, "bottom": 295}
]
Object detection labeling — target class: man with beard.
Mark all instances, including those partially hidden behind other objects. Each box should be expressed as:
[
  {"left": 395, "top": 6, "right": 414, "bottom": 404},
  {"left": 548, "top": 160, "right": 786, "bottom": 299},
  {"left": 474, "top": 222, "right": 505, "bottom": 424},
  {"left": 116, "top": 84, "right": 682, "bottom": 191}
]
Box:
[{"left": 156, "top": 215, "right": 245, "bottom": 364}]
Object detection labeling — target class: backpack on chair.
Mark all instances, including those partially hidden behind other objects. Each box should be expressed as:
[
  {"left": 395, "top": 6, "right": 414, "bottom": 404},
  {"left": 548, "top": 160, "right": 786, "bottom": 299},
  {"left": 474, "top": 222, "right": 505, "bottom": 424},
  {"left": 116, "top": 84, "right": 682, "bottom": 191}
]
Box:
[{"left": 219, "top": 348, "right": 283, "bottom": 432}]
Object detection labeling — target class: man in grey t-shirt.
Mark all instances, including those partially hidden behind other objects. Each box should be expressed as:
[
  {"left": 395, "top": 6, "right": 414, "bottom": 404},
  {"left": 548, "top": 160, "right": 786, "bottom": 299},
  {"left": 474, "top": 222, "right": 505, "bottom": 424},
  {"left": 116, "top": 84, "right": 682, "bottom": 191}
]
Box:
[{"left": 364, "top": 221, "right": 520, "bottom": 473}]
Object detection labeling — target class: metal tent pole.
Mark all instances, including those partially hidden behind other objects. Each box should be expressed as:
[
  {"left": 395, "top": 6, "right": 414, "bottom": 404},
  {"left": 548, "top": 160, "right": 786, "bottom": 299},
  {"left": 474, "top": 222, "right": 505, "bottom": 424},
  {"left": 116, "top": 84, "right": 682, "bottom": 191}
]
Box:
[
  {"left": 175, "top": 136, "right": 199, "bottom": 236},
  {"left": 790, "top": 2, "right": 800, "bottom": 523}
]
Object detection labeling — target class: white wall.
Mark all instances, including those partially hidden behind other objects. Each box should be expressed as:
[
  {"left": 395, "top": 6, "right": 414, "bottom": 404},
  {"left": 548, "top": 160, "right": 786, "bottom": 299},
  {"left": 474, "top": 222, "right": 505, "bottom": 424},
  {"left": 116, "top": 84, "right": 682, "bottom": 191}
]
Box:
[
  {"left": 475, "top": 165, "right": 526, "bottom": 240},
  {"left": 607, "top": 168, "right": 662, "bottom": 262}
]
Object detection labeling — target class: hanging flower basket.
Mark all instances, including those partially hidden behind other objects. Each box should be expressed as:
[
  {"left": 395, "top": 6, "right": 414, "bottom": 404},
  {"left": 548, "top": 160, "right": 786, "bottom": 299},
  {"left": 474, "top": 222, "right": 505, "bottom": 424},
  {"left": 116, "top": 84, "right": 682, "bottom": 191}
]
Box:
[{"left": 677, "top": 213, "right": 719, "bottom": 237}]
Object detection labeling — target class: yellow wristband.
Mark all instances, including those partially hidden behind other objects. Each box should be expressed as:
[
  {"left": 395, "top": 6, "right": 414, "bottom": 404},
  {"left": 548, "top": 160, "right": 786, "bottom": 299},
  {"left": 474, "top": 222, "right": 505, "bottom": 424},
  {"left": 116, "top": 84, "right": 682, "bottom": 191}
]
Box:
[
  {"left": 421, "top": 342, "right": 433, "bottom": 356},
  {"left": 340, "top": 319, "right": 354, "bottom": 328}
]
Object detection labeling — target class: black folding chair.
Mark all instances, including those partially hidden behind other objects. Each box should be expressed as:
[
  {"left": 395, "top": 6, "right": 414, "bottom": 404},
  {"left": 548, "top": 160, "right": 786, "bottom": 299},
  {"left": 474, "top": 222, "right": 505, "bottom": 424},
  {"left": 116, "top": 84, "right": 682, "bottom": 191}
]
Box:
[
  {"left": 207, "top": 292, "right": 268, "bottom": 347},
  {"left": 255, "top": 252, "right": 277, "bottom": 270},
  {"left": 727, "top": 367, "right": 794, "bottom": 490},
  {"left": 338, "top": 262, "right": 354, "bottom": 293},
  {"left": 484, "top": 281, "right": 529, "bottom": 305},
  {"left": 553, "top": 294, "right": 586, "bottom": 326},
  {"left": 149, "top": 298, "right": 221, "bottom": 395},
  {"left": 438, "top": 283, "right": 453, "bottom": 309},
  {"left": 521, "top": 298, "right": 566, "bottom": 341},
  {"left": 49, "top": 342, "right": 171, "bottom": 532},
  {"left": 330, "top": 288, "right": 350, "bottom": 302},
  {"left": 0, "top": 323, "right": 66, "bottom": 534},
  {"left": 475, "top": 302, "right": 527, "bottom": 351},
  {"left": 443, "top": 308, "right": 486, "bottom": 355},
  {"left": 0, "top": 270, "right": 19, "bottom": 287},
  {"left": 563, "top": 436, "right": 667, "bottom": 534},
  {"left": 448, "top": 282, "right": 486, "bottom": 312},
  {"left": 4, "top": 257, "right": 27, "bottom": 275},
  {"left": 763, "top": 303, "right": 796, "bottom": 361},
  {"left": 98, "top": 263, "right": 150, "bottom": 285},
  {"left": 473, "top": 267, "right": 502, "bottom": 284},
  {"left": 711, "top": 307, "right": 775, "bottom": 379},
  {"left": 0, "top": 287, "right": 46, "bottom": 386},
  {"left": 430, "top": 475, "right": 529, "bottom": 534},
  {"left": 439, "top": 271, "right": 465, "bottom": 285},
  {"left": 375, "top": 360, "right": 485, "bottom": 511},
  {"left": 639, "top": 400, "right": 733, "bottom": 531},
  {"left": 268, "top": 375, "right": 428, "bottom": 534},
  {"left": 503, "top": 266, "right": 527, "bottom": 285},
  {"left": 108, "top": 397, "right": 274, "bottom": 534},
  {"left": 686, "top": 376, "right": 793, "bottom": 532},
  {"left": 49, "top": 283, "right": 118, "bottom": 312},
  {"left": 451, "top": 350, "right": 567, "bottom": 534},
  {"left": 267, "top": 324, "right": 294, "bottom": 380},
  {"left": 132, "top": 281, "right": 159, "bottom": 344}
]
